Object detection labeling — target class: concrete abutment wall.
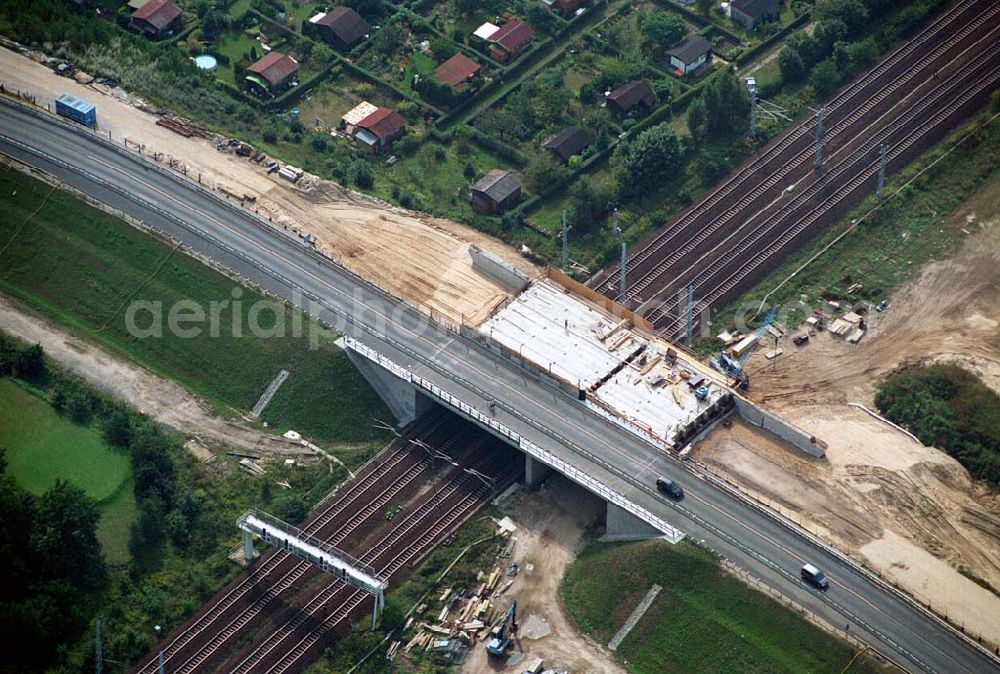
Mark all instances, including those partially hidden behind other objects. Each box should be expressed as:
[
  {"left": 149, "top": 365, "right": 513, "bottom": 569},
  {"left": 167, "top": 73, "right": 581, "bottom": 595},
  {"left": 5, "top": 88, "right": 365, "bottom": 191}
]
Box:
[{"left": 734, "top": 396, "right": 825, "bottom": 458}]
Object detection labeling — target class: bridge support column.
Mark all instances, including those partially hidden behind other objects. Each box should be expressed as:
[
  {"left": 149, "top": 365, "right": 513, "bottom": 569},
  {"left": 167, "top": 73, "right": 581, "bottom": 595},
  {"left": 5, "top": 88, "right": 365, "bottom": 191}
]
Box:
[
  {"left": 243, "top": 530, "right": 254, "bottom": 564},
  {"left": 345, "top": 348, "right": 431, "bottom": 426},
  {"left": 524, "top": 455, "right": 554, "bottom": 490},
  {"left": 372, "top": 590, "right": 384, "bottom": 631},
  {"left": 601, "top": 503, "right": 663, "bottom": 542}
]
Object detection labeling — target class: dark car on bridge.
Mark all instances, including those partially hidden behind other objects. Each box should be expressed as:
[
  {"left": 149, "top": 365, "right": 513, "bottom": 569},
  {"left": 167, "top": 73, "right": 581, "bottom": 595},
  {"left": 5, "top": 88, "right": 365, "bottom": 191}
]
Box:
[
  {"left": 656, "top": 476, "right": 684, "bottom": 499},
  {"left": 801, "top": 563, "right": 830, "bottom": 590}
]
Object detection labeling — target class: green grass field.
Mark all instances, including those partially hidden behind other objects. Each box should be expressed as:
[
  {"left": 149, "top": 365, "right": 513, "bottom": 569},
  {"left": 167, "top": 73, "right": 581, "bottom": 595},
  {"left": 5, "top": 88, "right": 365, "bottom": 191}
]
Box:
[
  {"left": 0, "top": 167, "right": 391, "bottom": 448},
  {"left": 0, "top": 378, "right": 136, "bottom": 563},
  {"left": 563, "top": 540, "right": 890, "bottom": 674},
  {"left": 0, "top": 378, "right": 128, "bottom": 500}
]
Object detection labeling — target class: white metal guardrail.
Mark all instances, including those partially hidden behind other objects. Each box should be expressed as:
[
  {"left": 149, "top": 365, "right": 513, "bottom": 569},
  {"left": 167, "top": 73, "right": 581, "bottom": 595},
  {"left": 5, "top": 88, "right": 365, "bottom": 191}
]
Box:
[{"left": 342, "top": 336, "right": 685, "bottom": 544}]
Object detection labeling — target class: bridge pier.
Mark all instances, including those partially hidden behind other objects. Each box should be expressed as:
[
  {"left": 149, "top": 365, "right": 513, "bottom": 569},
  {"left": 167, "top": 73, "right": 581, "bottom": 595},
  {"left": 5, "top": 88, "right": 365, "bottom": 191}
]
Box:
[
  {"left": 345, "top": 347, "right": 432, "bottom": 426},
  {"left": 524, "top": 454, "right": 554, "bottom": 490},
  {"left": 601, "top": 502, "right": 664, "bottom": 542},
  {"left": 243, "top": 529, "right": 254, "bottom": 564}
]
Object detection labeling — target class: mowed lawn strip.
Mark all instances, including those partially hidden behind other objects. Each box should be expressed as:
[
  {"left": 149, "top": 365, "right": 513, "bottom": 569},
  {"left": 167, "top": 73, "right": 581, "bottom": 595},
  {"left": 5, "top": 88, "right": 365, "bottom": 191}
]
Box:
[
  {"left": 563, "top": 539, "right": 888, "bottom": 674},
  {"left": 0, "top": 378, "right": 128, "bottom": 501},
  {"left": 0, "top": 167, "right": 391, "bottom": 445},
  {"left": 0, "top": 377, "right": 136, "bottom": 563}
]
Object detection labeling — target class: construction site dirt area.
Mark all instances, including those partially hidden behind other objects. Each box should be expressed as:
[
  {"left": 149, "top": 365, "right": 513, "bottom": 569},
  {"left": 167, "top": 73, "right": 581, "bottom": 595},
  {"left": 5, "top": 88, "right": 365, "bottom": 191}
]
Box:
[
  {"left": 461, "top": 477, "right": 625, "bottom": 674},
  {"left": 0, "top": 46, "right": 537, "bottom": 326},
  {"left": 694, "top": 211, "right": 1000, "bottom": 645}
]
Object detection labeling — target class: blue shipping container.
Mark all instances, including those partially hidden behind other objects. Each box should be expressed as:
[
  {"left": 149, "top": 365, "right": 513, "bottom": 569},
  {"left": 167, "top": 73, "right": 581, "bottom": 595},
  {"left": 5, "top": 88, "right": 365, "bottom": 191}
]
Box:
[{"left": 55, "top": 92, "right": 97, "bottom": 127}]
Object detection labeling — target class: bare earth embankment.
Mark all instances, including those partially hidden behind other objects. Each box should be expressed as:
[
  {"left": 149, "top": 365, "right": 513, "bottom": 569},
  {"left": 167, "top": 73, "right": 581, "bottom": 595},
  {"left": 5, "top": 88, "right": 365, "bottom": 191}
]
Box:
[
  {"left": 0, "top": 46, "right": 538, "bottom": 326},
  {"left": 696, "top": 209, "right": 1000, "bottom": 644}
]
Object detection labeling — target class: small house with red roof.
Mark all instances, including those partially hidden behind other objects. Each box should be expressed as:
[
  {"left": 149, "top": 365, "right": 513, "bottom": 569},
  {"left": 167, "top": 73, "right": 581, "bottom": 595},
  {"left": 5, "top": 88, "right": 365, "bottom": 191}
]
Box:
[
  {"left": 341, "top": 102, "right": 406, "bottom": 153},
  {"left": 474, "top": 19, "right": 534, "bottom": 63},
  {"left": 246, "top": 51, "right": 300, "bottom": 95},
  {"left": 129, "top": 0, "right": 182, "bottom": 40},
  {"left": 434, "top": 53, "right": 481, "bottom": 89}
]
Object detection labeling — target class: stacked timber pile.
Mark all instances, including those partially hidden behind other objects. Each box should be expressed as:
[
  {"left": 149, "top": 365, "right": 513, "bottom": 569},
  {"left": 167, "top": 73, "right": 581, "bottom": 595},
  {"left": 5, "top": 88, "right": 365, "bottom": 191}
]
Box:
[{"left": 394, "top": 527, "right": 518, "bottom": 665}]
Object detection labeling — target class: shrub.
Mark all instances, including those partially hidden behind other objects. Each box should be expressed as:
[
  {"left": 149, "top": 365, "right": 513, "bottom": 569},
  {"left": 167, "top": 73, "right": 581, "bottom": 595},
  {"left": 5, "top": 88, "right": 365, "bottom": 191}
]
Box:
[{"left": 876, "top": 364, "right": 1000, "bottom": 488}]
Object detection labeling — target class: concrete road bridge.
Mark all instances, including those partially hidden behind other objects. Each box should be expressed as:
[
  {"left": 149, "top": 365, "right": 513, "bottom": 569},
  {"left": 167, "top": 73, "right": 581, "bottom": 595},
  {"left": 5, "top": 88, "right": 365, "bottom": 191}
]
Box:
[{"left": 1, "top": 96, "right": 998, "bottom": 674}]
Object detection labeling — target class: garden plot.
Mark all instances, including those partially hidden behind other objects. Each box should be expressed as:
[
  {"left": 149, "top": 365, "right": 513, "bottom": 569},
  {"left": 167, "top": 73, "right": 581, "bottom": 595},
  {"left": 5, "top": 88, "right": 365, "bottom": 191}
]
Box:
[{"left": 294, "top": 68, "right": 405, "bottom": 127}]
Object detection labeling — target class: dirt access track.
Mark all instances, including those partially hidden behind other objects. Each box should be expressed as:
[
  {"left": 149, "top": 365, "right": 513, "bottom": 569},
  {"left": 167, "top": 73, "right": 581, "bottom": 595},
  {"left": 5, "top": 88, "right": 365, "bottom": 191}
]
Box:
[
  {"left": 0, "top": 293, "right": 315, "bottom": 460},
  {"left": 462, "top": 477, "right": 625, "bottom": 674},
  {"left": 694, "top": 207, "right": 1000, "bottom": 645},
  {"left": 0, "top": 46, "right": 538, "bottom": 326}
]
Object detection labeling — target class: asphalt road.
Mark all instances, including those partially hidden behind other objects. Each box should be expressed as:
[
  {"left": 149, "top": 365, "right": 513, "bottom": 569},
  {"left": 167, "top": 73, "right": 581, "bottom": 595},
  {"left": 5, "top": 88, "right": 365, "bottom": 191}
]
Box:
[{"left": 1, "top": 98, "right": 997, "bottom": 674}]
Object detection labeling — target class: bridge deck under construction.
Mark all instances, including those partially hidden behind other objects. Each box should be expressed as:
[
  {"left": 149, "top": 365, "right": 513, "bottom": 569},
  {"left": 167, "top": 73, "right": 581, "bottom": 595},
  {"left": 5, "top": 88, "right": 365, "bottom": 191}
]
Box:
[{"left": 479, "top": 280, "right": 731, "bottom": 446}]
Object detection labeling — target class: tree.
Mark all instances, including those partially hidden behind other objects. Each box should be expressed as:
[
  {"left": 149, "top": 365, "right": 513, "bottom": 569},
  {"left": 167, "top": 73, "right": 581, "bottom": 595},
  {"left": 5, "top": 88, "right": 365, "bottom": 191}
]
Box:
[
  {"left": 810, "top": 59, "right": 842, "bottom": 97},
  {"left": 702, "top": 72, "right": 749, "bottom": 135},
  {"left": 14, "top": 343, "right": 45, "bottom": 382},
  {"left": 131, "top": 423, "right": 176, "bottom": 506},
  {"left": 814, "top": 0, "right": 869, "bottom": 35},
  {"left": 567, "top": 177, "right": 611, "bottom": 233},
  {"left": 640, "top": 11, "right": 688, "bottom": 49},
  {"left": 687, "top": 95, "right": 708, "bottom": 142},
  {"left": 524, "top": 154, "right": 569, "bottom": 194},
  {"left": 65, "top": 388, "right": 94, "bottom": 425},
  {"left": 612, "top": 123, "right": 685, "bottom": 198},
  {"left": 778, "top": 44, "right": 807, "bottom": 82},
  {"left": 371, "top": 17, "right": 406, "bottom": 55},
  {"left": 102, "top": 405, "right": 134, "bottom": 447},
  {"left": 32, "top": 480, "right": 107, "bottom": 592},
  {"left": 350, "top": 161, "right": 374, "bottom": 190}
]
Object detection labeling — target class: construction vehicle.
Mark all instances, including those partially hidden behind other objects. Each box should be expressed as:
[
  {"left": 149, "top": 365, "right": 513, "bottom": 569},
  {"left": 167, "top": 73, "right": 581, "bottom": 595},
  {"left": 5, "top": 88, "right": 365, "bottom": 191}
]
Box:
[
  {"left": 710, "top": 308, "right": 778, "bottom": 389},
  {"left": 486, "top": 600, "right": 517, "bottom": 657}
]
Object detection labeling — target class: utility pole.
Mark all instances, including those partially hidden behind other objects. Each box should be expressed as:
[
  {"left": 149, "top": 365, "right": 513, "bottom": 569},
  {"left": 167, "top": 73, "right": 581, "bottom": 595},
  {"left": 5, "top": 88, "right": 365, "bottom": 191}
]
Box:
[
  {"left": 620, "top": 242, "right": 627, "bottom": 302},
  {"left": 95, "top": 620, "right": 103, "bottom": 674},
  {"left": 813, "top": 108, "right": 826, "bottom": 169},
  {"left": 684, "top": 284, "right": 695, "bottom": 346},
  {"left": 748, "top": 86, "right": 758, "bottom": 138},
  {"left": 561, "top": 209, "right": 568, "bottom": 271},
  {"left": 612, "top": 208, "right": 626, "bottom": 301},
  {"left": 876, "top": 143, "right": 888, "bottom": 201},
  {"left": 154, "top": 625, "right": 164, "bottom": 674}
]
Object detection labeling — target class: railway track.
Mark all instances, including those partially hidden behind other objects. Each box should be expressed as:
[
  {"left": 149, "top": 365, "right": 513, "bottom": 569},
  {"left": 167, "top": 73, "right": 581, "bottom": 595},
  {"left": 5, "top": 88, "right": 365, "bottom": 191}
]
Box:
[
  {"left": 134, "top": 413, "right": 474, "bottom": 674},
  {"left": 587, "top": 0, "right": 995, "bottom": 306},
  {"left": 230, "top": 442, "right": 520, "bottom": 674},
  {"left": 649, "top": 39, "right": 1000, "bottom": 334},
  {"left": 642, "top": 20, "right": 1000, "bottom": 326},
  {"left": 623, "top": 2, "right": 1000, "bottom": 309}
]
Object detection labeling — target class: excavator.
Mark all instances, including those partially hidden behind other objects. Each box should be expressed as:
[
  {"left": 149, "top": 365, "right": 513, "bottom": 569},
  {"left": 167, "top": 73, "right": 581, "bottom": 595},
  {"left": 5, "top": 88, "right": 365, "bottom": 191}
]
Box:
[{"left": 485, "top": 600, "right": 517, "bottom": 657}]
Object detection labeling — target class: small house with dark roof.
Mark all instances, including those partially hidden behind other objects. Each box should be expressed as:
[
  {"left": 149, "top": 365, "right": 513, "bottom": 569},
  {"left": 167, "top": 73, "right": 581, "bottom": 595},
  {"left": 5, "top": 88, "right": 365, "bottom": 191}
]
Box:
[
  {"left": 246, "top": 51, "right": 299, "bottom": 95},
  {"left": 485, "top": 19, "right": 534, "bottom": 63},
  {"left": 129, "top": 0, "right": 182, "bottom": 40},
  {"left": 435, "top": 53, "right": 481, "bottom": 89},
  {"left": 470, "top": 170, "right": 522, "bottom": 214},
  {"left": 354, "top": 107, "right": 406, "bottom": 153},
  {"left": 541, "top": 127, "right": 592, "bottom": 163},
  {"left": 605, "top": 80, "right": 656, "bottom": 117},
  {"left": 730, "top": 0, "right": 779, "bottom": 29},
  {"left": 309, "top": 6, "right": 370, "bottom": 51},
  {"left": 666, "top": 35, "right": 712, "bottom": 76}
]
